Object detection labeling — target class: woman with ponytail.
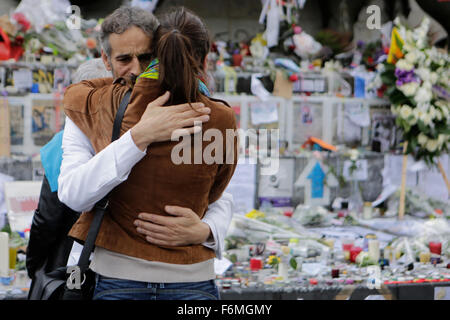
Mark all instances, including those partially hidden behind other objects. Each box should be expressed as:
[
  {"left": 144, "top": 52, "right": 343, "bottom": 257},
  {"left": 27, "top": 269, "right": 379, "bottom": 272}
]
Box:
[{"left": 62, "top": 7, "right": 238, "bottom": 300}]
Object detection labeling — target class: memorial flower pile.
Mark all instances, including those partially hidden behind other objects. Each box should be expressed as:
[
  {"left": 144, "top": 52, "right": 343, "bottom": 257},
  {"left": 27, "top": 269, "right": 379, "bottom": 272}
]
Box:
[{"left": 378, "top": 18, "right": 449, "bottom": 165}]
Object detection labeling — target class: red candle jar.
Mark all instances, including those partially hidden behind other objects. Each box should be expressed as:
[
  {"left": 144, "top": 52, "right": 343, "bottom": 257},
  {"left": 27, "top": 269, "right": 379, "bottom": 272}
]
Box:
[
  {"left": 429, "top": 242, "right": 442, "bottom": 255},
  {"left": 350, "top": 247, "right": 363, "bottom": 263},
  {"left": 342, "top": 243, "right": 354, "bottom": 252},
  {"left": 250, "top": 258, "right": 262, "bottom": 271},
  {"left": 331, "top": 269, "right": 340, "bottom": 278}
]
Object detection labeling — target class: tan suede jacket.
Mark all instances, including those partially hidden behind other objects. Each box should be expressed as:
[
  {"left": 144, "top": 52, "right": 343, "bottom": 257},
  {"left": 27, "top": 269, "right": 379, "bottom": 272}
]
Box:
[{"left": 62, "top": 77, "right": 238, "bottom": 264}]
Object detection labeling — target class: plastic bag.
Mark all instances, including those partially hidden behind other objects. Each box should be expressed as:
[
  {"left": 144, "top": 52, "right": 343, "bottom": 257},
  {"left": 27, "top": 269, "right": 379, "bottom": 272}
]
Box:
[
  {"left": 292, "top": 32, "right": 322, "bottom": 59},
  {"left": 292, "top": 205, "right": 333, "bottom": 226},
  {"left": 14, "top": 0, "right": 71, "bottom": 33}
]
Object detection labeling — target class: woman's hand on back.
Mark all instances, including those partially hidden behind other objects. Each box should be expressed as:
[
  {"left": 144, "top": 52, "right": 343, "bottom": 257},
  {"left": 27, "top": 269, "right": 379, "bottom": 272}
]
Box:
[{"left": 130, "top": 91, "right": 210, "bottom": 151}]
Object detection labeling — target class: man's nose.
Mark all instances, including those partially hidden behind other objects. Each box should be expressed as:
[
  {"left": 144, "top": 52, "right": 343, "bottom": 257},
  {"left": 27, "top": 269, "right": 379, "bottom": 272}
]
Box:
[{"left": 129, "top": 56, "right": 143, "bottom": 77}]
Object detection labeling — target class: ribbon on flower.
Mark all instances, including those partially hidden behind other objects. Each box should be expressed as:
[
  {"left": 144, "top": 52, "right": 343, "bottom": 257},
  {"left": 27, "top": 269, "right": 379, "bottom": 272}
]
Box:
[{"left": 387, "top": 27, "right": 404, "bottom": 64}]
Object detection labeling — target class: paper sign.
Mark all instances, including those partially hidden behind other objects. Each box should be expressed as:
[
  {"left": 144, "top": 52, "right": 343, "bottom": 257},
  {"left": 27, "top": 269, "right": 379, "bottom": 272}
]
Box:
[
  {"left": 434, "top": 287, "right": 450, "bottom": 300},
  {"left": 0, "top": 98, "right": 10, "bottom": 157},
  {"left": 259, "top": 158, "right": 294, "bottom": 198},
  {"left": 225, "top": 160, "right": 257, "bottom": 214},
  {"left": 345, "top": 102, "right": 370, "bottom": 127},
  {"left": 314, "top": 79, "right": 326, "bottom": 92},
  {"left": 273, "top": 70, "right": 293, "bottom": 99},
  {"left": 250, "top": 101, "right": 278, "bottom": 125},
  {"left": 343, "top": 159, "right": 368, "bottom": 181},
  {"left": 214, "top": 257, "right": 233, "bottom": 275},
  {"left": 13, "top": 69, "right": 33, "bottom": 90},
  {"left": 417, "top": 155, "right": 449, "bottom": 202},
  {"left": 4, "top": 181, "right": 42, "bottom": 232},
  {"left": 0, "top": 173, "right": 14, "bottom": 230},
  {"left": 354, "top": 76, "right": 366, "bottom": 98},
  {"left": 302, "top": 79, "right": 315, "bottom": 92}
]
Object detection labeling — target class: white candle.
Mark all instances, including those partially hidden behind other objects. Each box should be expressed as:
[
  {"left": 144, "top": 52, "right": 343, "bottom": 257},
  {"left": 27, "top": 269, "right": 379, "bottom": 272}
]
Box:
[
  {"left": 368, "top": 240, "right": 380, "bottom": 263},
  {"left": 363, "top": 202, "right": 372, "bottom": 220},
  {"left": 0, "top": 232, "right": 9, "bottom": 277}
]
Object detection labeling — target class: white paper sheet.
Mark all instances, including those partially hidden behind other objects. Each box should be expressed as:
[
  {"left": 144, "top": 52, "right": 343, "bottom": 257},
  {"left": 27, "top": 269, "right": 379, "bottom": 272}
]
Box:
[
  {"left": 258, "top": 158, "right": 294, "bottom": 198},
  {"left": 250, "top": 101, "right": 279, "bottom": 125},
  {"left": 12, "top": 69, "right": 33, "bottom": 90},
  {"left": 343, "top": 159, "right": 368, "bottom": 181},
  {"left": 4, "top": 181, "right": 42, "bottom": 232},
  {"left": 383, "top": 154, "right": 419, "bottom": 188},
  {"left": 225, "top": 160, "right": 257, "bottom": 214},
  {"left": 417, "top": 155, "right": 449, "bottom": 201},
  {"left": 345, "top": 102, "right": 370, "bottom": 127},
  {"left": 214, "top": 257, "right": 233, "bottom": 275}
]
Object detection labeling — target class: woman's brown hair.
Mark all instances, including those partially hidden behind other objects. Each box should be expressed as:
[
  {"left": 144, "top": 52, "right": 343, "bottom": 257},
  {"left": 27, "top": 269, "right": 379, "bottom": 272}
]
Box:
[{"left": 154, "top": 7, "right": 211, "bottom": 105}]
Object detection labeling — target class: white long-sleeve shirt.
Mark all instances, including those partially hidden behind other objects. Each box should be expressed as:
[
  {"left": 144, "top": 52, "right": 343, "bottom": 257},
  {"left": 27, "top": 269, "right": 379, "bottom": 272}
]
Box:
[{"left": 58, "top": 117, "right": 234, "bottom": 282}]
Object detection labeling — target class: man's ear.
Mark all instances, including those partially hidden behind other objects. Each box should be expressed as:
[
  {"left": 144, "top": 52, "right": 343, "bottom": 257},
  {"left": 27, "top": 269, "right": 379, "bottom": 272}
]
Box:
[{"left": 101, "top": 50, "right": 112, "bottom": 71}]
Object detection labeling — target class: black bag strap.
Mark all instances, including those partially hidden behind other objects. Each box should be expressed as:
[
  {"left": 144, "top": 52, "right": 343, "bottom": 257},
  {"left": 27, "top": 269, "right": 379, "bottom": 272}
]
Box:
[{"left": 77, "top": 90, "right": 132, "bottom": 273}]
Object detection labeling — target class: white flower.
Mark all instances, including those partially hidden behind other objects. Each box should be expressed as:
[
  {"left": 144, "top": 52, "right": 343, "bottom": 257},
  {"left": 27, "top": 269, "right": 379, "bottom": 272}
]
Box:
[
  {"left": 376, "top": 63, "right": 385, "bottom": 73},
  {"left": 400, "top": 105, "right": 412, "bottom": 119},
  {"left": 396, "top": 59, "right": 414, "bottom": 71},
  {"left": 437, "top": 134, "right": 447, "bottom": 147},
  {"left": 414, "top": 108, "right": 424, "bottom": 120},
  {"left": 408, "top": 115, "right": 417, "bottom": 126},
  {"left": 405, "top": 52, "right": 417, "bottom": 64},
  {"left": 403, "top": 43, "right": 415, "bottom": 53},
  {"left": 414, "top": 87, "right": 432, "bottom": 104},
  {"left": 399, "top": 82, "right": 419, "bottom": 97},
  {"left": 349, "top": 149, "right": 359, "bottom": 161},
  {"left": 439, "top": 105, "right": 449, "bottom": 119},
  {"left": 418, "top": 133, "right": 428, "bottom": 146},
  {"left": 423, "top": 81, "right": 432, "bottom": 90},
  {"left": 435, "top": 109, "right": 443, "bottom": 121},
  {"left": 426, "top": 139, "right": 439, "bottom": 153},
  {"left": 429, "top": 72, "right": 438, "bottom": 84},
  {"left": 416, "top": 68, "right": 430, "bottom": 82},
  {"left": 420, "top": 112, "right": 433, "bottom": 126},
  {"left": 428, "top": 106, "right": 438, "bottom": 119},
  {"left": 391, "top": 105, "right": 399, "bottom": 115}
]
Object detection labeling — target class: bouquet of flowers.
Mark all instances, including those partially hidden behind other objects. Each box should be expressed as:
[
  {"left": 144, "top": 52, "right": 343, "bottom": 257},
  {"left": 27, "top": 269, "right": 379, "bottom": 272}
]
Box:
[{"left": 377, "top": 18, "right": 449, "bottom": 165}]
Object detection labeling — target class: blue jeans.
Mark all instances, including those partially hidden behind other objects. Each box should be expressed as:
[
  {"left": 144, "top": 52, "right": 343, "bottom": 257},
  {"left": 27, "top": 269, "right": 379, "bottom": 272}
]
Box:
[{"left": 92, "top": 274, "right": 220, "bottom": 300}]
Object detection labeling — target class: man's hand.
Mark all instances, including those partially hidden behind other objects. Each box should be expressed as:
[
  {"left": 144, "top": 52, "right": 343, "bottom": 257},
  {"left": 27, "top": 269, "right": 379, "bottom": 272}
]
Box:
[
  {"left": 131, "top": 91, "right": 210, "bottom": 151},
  {"left": 133, "top": 205, "right": 212, "bottom": 246}
]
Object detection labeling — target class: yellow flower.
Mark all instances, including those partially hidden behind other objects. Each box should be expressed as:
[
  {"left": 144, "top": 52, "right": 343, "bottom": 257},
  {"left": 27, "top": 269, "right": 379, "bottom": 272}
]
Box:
[
  {"left": 268, "top": 255, "right": 280, "bottom": 265},
  {"left": 245, "top": 209, "right": 265, "bottom": 219}
]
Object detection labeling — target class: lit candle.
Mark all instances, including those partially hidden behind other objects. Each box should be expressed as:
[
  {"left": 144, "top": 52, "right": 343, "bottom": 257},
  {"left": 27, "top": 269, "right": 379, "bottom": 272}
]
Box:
[
  {"left": 0, "top": 232, "right": 9, "bottom": 277},
  {"left": 368, "top": 240, "right": 380, "bottom": 263},
  {"left": 419, "top": 251, "right": 431, "bottom": 263},
  {"left": 363, "top": 202, "right": 372, "bottom": 220}
]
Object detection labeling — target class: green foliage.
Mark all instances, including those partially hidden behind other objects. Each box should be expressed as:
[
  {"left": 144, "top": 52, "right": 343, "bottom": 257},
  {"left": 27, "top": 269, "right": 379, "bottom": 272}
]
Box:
[{"left": 289, "top": 257, "right": 298, "bottom": 270}]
